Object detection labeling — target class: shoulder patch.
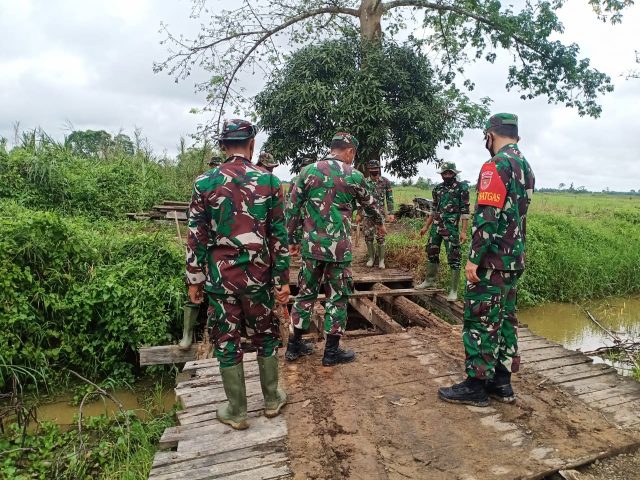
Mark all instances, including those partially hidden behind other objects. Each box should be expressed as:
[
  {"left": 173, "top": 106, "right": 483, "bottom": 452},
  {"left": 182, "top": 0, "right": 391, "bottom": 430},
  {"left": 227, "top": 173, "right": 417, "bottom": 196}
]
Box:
[{"left": 477, "top": 162, "right": 506, "bottom": 208}]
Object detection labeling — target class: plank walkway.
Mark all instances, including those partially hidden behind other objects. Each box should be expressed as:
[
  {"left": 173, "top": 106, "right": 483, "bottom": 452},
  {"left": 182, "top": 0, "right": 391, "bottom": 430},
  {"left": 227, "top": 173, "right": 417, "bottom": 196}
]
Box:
[
  {"left": 148, "top": 352, "right": 292, "bottom": 480},
  {"left": 519, "top": 327, "right": 640, "bottom": 429}
]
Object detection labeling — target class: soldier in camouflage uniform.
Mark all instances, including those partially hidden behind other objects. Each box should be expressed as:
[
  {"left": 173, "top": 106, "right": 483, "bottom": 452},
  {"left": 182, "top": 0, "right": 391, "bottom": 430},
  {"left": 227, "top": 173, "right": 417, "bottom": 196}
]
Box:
[
  {"left": 439, "top": 113, "right": 535, "bottom": 407},
  {"left": 359, "top": 159, "right": 395, "bottom": 269},
  {"left": 208, "top": 154, "right": 223, "bottom": 168},
  {"left": 186, "top": 119, "right": 291, "bottom": 429},
  {"left": 257, "top": 151, "right": 278, "bottom": 172},
  {"left": 416, "top": 162, "right": 470, "bottom": 302},
  {"left": 287, "top": 156, "right": 316, "bottom": 203},
  {"left": 287, "top": 132, "right": 384, "bottom": 366}
]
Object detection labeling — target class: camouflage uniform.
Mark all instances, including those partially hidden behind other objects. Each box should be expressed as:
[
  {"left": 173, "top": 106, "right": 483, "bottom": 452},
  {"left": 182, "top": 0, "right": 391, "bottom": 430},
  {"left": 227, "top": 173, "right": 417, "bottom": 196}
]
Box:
[
  {"left": 257, "top": 152, "right": 278, "bottom": 172},
  {"left": 463, "top": 114, "right": 535, "bottom": 380},
  {"left": 287, "top": 134, "right": 382, "bottom": 336},
  {"left": 427, "top": 177, "right": 470, "bottom": 270},
  {"left": 362, "top": 175, "right": 394, "bottom": 245},
  {"left": 186, "top": 126, "right": 289, "bottom": 369}
]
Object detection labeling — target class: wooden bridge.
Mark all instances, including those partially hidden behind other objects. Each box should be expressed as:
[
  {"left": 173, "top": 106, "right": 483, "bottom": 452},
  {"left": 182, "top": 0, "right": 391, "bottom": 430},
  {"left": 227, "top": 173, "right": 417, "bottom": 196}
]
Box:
[{"left": 141, "top": 267, "right": 640, "bottom": 480}]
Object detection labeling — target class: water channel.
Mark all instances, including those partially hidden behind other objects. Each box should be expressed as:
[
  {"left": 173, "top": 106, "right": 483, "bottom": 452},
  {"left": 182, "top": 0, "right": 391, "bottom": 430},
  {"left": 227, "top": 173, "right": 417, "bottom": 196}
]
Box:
[{"left": 519, "top": 295, "right": 640, "bottom": 373}]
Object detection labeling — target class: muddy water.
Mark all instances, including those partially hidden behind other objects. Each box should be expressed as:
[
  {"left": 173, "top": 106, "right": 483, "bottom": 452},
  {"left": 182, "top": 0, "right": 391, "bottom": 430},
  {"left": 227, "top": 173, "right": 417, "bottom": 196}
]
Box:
[
  {"left": 519, "top": 295, "right": 640, "bottom": 355},
  {"left": 36, "top": 382, "right": 175, "bottom": 427}
]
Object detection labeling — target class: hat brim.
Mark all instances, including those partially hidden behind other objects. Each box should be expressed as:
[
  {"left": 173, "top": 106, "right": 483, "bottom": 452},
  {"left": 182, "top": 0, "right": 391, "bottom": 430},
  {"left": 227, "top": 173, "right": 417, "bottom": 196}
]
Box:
[{"left": 440, "top": 169, "right": 461, "bottom": 174}]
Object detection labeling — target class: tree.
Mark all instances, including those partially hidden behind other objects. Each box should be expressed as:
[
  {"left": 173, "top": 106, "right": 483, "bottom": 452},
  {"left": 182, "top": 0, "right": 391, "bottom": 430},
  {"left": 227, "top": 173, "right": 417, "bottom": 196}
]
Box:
[
  {"left": 157, "top": 0, "right": 631, "bottom": 132},
  {"left": 558, "top": 182, "right": 566, "bottom": 190},
  {"left": 67, "top": 130, "right": 113, "bottom": 158},
  {"left": 256, "top": 36, "right": 488, "bottom": 174}
]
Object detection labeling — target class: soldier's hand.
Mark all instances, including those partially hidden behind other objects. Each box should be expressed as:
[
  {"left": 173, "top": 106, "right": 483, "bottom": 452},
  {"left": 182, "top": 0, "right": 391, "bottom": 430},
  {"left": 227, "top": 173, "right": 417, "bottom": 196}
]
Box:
[
  {"left": 460, "top": 231, "right": 468, "bottom": 243},
  {"left": 289, "top": 244, "right": 301, "bottom": 256},
  {"left": 419, "top": 226, "right": 428, "bottom": 237},
  {"left": 386, "top": 215, "right": 395, "bottom": 223},
  {"left": 376, "top": 224, "right": 387, "bottom": 236},
  {"left": 275, "top": 285, "right": 291, "bottom": 304},
  {"left": 355, "top": 213, "right": 362, "bottom": 224},
  {"left": 465, "top": 260, "right": 481, "bottom": 283},
  {"left": 188, "top": 284, "right": 204, "bottom": 304}
]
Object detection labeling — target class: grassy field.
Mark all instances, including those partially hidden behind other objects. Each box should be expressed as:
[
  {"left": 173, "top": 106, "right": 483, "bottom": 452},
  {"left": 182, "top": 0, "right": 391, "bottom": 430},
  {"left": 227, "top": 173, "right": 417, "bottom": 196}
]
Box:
[{"left": 387, "top": 187, "right": 640, "bottom": 306}]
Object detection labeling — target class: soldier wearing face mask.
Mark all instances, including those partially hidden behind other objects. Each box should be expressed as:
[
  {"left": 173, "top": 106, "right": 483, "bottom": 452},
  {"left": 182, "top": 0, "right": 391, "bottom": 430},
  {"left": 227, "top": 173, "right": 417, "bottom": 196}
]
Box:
[{"left": 417, "top": 162, "right": 470, "bottom": 302}]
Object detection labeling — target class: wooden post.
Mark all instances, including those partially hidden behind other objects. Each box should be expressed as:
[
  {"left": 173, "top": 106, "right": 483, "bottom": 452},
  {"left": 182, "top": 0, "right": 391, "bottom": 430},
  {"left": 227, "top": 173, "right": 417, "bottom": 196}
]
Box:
[
  {"left": 348, "top": 297, "right": 403, "bottom": 333},
  {"left": 372, "top": 284, "right": 449, "bottom": 330}
]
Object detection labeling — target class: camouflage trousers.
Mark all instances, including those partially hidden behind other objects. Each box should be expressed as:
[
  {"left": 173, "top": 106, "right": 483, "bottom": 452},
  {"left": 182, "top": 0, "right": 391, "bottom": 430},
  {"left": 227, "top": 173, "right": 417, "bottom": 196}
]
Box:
[
  {"left": 363, "top": 216, "right": 385, "bottom": 244},
  {"left": 291, "top": 258, "right": 353, "bottom": 336},
  {"left": 207, "top": 288, "right": 280, "bottom": 368},
  {"left": 427, "top": 222, "right": 461, "bottom": 270},
  {"left": 463, "top": 268, "right": 522, "bottom": 380}
]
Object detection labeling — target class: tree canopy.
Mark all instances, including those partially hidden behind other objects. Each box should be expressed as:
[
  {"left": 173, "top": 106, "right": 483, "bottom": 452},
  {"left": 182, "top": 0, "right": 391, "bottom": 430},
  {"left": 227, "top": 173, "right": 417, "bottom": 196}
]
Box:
[
  {"left": 157, "top": 0, "right": 633, "bottom": 132},
  {"left": 256, "top": 36, "right": 489, "bottom": 175}
]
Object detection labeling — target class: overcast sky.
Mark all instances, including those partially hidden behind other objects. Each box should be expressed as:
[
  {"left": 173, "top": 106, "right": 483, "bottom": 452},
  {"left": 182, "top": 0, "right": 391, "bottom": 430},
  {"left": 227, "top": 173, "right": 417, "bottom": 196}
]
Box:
[{"left": 1, "top": 0, "right": 639, "bottom": 190}]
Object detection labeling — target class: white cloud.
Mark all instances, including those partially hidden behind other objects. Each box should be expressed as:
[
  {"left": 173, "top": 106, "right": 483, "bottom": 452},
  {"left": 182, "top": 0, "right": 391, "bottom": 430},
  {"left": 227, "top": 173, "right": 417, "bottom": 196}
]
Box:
[{"left": 0, "top": 0, "right": 639, "bottom": 190}]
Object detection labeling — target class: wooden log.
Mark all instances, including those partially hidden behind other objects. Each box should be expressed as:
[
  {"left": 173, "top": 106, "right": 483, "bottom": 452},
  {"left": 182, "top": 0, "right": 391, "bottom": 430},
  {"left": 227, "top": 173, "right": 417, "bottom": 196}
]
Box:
[
  {"left": 372, "top": 283, "right": 447, "bottom": 330},
  {"left": 348, "top": 297, "right": 403, "bottom": 333},
  {"left": 139, "top": 344, "right": 199, "bottom": 366}
]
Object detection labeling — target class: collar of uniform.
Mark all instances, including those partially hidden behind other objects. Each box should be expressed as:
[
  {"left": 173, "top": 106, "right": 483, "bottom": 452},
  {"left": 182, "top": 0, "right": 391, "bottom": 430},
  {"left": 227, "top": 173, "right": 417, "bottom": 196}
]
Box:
[
  {"left": 225, "top": 154, "right": 251, "bottom": 163},
  {"left": 496, "top": 143, "right": 519, "bottom": 155}
]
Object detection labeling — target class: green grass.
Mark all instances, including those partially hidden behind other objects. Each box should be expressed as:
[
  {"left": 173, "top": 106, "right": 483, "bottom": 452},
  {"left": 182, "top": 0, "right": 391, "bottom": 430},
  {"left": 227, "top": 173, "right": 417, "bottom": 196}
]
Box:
[{"left": 387, "top": 190, "right": 640, "bottom": 307}]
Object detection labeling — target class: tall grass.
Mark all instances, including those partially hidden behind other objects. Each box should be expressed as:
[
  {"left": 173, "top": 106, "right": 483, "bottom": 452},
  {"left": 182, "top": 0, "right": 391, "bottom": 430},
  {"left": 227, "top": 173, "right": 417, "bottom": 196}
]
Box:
[{"left": 386, "top": 194, "right": 640, "bottom": 307}]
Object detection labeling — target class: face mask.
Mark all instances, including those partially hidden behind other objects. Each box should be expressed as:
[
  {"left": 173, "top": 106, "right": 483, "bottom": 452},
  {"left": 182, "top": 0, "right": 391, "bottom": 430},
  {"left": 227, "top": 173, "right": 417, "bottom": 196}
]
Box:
[
  {"left": 485, "top": 134, "right": 495, "bottom": 157},
  {"left": 443, "top": 176, "right": 455, "bottom": 185}
]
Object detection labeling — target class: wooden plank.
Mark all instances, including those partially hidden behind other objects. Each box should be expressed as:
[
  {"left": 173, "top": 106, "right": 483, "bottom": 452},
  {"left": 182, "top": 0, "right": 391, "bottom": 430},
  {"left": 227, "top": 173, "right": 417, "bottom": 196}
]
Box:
[
  {"left": 180, "top": 389, "right": 265, "bottom": 410},
  {"left": 372, "top": 283, "right": 448, "bottom": 330},
  {"left": 149, "top": 451, "right": 288, "bottom": 480},
  {"left": 578, "top": 382, "right": 640, "bottom": 404},
  {"left": 542, "top": 362, "right": 615, "bottom": 384},
  {"left": 518, "top": 339, "right": 561, "bottom": 352},
  {"left": 176, "top": 366, "right": 259, "bottom": 390},
  {"left": 177, "top": 415, "right": 287, "bottom": 454},
  {"left": 525, "top": 355, "right": 592, "bottom": 371},
  {"left": 152, "top": 442, "right": 285, "bottom": 469},
  {"left": 521, "top": 346, "right": 585, "bottom": 363},
  {"left": 177, "top": 400, "right": 265, "bottom": 426},
  {"left": 161, "top": 406, "right": 269, "bottom": 448},
  {"left": 183, "top": 353, "right": 258, "bottom": 372},
  {"left": 600, "top": 403, "right": 640, "bottom": 426},
  {"left": 587, "top": 392, "right": 640, "bottom": 410},
  {"left": 558, "top": 374, "right": 621, "bottom": 395},
  {"left": 178, "top": 379, "right": 263, "bottom": 408},
  {"left": 348, "top": 297, "right": 403, "bottom": 334},
  {"left": 139, "top": 344, "right": 198, "bottom": 366}
]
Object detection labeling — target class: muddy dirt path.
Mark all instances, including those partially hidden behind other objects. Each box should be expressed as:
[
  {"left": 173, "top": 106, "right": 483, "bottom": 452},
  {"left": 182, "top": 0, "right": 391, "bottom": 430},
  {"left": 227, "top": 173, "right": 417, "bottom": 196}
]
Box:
[{"left": 282, "top": 329, "right": 638, "bottom": 480}]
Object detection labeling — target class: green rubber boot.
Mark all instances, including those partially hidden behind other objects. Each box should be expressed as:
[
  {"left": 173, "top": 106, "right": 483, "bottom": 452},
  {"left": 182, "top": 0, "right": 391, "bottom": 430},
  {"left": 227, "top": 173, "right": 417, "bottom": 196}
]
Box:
[
  {"left": 447, "top": 269, "right": 461, "bottom": 302},
  {"left": 416, "top": 262, "right": 438, "bottom": 289},
  {"left": 365, "top": 242, "right": 375, "bottom": 267},
  {"left": 377, "top": 244, "right": 386, "bottom": 269},
  {"left": 257, "top": 356, "right": 287, "bottom": 418},
  {"left": 217, "top": 363, "right": 249, "bottom": 430},
  {"left": 178, "top": 302, "right": 199, "bottom": 350}
]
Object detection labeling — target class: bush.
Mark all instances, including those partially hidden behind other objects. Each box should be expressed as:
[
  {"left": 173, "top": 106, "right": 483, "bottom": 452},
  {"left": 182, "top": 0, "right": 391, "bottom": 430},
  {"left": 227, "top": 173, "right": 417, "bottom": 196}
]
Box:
[{"left": 0, "top": 202, "right": 185, "bottom": 389}]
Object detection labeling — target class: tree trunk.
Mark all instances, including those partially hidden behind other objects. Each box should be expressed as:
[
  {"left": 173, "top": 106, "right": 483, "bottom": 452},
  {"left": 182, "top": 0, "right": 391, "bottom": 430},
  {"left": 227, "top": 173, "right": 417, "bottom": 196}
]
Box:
[{"left": 359, "top": 0, "right": 383, "bottom": 42}]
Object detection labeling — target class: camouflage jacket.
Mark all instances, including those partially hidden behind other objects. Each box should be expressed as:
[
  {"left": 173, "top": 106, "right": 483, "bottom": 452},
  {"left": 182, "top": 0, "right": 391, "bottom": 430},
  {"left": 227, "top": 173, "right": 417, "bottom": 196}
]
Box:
[
  {"left": 468, "top": 144, "right": 535, "bottom": 271},
  {"left": 186, "top": 154, "right": 290, "bottom": 294},
  {"left": 287, "top": 156, "right": 382, "bottom": 262},
  {"left": 431, "top": 180, "right": 471, "bottom": 224},
  {"left": 363, "top": 176, "right": 395, "bottom": 216}
]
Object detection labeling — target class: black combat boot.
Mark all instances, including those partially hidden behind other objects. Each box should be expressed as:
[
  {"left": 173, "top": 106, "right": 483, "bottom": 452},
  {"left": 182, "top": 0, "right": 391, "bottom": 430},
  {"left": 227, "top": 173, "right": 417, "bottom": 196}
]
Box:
[
  {"left": 322, "top": 334, "right": 355, "bottom": 366},
  {"left": 486, "top": 364, "right": 516, "bottom": 404},
  {"left": 285, "top": 328, "right": 315, "bottom": 362},
  {"left": 438, "top": 377, "right": 490, "bottom": 407}
]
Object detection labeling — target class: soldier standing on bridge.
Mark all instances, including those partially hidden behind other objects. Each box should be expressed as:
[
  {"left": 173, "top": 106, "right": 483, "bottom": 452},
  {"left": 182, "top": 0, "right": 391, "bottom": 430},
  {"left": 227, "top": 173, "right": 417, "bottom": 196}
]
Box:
[
  {"left": 438, "top": 113, "right": 535, "bottom": 407},
  {"left": 186, "top": 119, "right": 290, "bottom": 429},
  {"left": 416, "top": 162, "right": 470, "bottom": 302},
  {"left": 286, "top": 132, "right": 385, "bottom": 366},
  {"left": 359, "top": 159, "right": 395, "bottom": 269}
]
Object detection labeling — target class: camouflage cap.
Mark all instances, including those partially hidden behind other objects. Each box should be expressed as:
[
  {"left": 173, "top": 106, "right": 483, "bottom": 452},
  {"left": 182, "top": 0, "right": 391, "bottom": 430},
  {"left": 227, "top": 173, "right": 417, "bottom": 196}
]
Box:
[
  {"left": 216, "top": 118, "right": 257, "bottom": 141},
  {"left": 484, "top": 113, "right": 518, "bottom": 133},
  {"left": 300, "top": 156, "right": 315, "bottom": 167},
  {"left": 367, "top": 159, "right": 381, "bottom": 171},
  {"left": 208, "top": 155, "right": 223, "bottom": 167},
  {"left": 438, "top": 161, "right": 460, "bottom": 174},
  {"left": 258, "top": 151, "right": 278, "bottom": 167},
  {"left": 331, "top": 131, "right": 359, "bottom": 150}
]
